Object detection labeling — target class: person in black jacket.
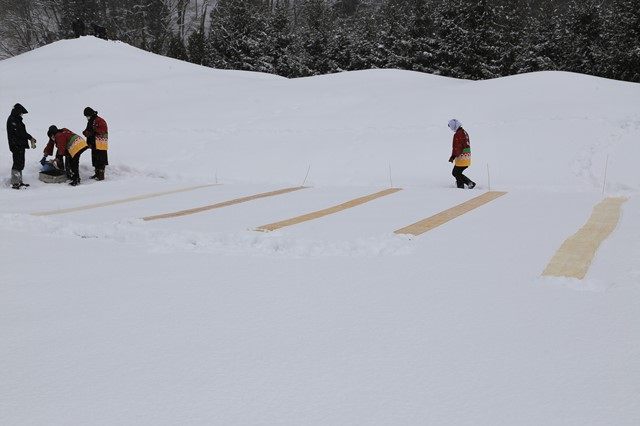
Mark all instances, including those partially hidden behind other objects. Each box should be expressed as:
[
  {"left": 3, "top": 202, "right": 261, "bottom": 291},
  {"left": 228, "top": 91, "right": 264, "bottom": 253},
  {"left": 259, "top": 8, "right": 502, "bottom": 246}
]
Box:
[{"left": 6, "top": 103, "right": 36, "bottom": 189}]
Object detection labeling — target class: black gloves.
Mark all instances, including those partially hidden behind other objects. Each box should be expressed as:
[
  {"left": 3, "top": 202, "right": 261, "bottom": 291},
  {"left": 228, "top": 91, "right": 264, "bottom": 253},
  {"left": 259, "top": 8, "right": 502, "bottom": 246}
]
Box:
[{"left": 448, "top": 155, "right": 455, "bottom": 163}]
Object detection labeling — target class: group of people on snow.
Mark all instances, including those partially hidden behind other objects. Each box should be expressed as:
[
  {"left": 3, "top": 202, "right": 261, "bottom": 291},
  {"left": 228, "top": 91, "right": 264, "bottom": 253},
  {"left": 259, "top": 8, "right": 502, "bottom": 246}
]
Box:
[
  {"left": 7, "top": 103, "right": 472, "bottom": 190},
  {"left": 6, "top": 103, "right": 109, "bottom": 189}
]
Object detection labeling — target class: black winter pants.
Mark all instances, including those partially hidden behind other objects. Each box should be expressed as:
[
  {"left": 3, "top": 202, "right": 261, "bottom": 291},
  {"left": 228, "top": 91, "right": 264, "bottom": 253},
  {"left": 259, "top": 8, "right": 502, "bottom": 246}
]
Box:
[
  {"left": 91, "top": 148, "right": 108, "bottom": 168},
  {"left": 11, "top": 150, "right": 25, "bottom": 171},
  {"left": 66, "top": 147, "right": 88, "bottom": 181},
  {"left": 452, "top": 166, "right": 473, "bottom": 189}
]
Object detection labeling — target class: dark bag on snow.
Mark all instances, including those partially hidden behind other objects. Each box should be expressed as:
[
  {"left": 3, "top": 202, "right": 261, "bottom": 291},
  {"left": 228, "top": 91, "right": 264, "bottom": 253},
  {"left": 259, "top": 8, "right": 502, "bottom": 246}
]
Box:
[{"left": 39, "top": 163, "right": 67, "bottom": 183}]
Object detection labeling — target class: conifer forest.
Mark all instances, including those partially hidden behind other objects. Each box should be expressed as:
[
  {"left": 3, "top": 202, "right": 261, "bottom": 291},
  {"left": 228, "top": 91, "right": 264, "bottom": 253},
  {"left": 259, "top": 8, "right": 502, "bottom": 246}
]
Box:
[{"left": 1, "top": 0, "right": 638, "bottom": 82}]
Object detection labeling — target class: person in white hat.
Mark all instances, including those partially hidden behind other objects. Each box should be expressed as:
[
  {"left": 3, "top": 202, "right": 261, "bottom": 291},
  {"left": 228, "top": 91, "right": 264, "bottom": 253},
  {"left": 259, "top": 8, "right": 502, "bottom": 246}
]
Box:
[{"left": 447, "top": 119, "right": 475, "bottom": 189}]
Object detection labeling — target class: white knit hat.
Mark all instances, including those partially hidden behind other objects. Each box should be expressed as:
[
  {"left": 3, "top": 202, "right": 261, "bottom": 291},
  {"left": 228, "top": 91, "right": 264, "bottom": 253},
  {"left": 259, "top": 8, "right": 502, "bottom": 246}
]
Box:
[{"left": 448, "top": 119, "right": 462, "bottom": 131}]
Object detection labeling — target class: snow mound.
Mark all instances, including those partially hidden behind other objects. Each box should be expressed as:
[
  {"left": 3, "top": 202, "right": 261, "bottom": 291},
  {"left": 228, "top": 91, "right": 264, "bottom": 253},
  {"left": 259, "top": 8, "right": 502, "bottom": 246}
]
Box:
[{"left": 1, "top": 36, "right": 639, "bottom": 191}]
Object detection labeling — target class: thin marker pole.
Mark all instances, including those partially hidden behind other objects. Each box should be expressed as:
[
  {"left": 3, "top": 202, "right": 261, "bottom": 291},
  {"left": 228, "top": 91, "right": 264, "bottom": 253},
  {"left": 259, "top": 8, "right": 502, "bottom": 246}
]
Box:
[
  {"left": 487, "top": 164, "right": 491, "bottom": 192},
  {"left": 602, "top": 155, "right": 609, "bottom": 197},
  {"left": 388, "top": 163, "right": 393, "bottom": 188},
  {"left": 301, "top": 164, "right": 311, "bottom": 187}
]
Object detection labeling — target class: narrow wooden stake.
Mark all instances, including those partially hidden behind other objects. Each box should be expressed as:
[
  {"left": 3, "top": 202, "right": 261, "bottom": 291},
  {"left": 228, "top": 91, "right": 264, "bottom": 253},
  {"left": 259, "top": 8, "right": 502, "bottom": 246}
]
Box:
[
  {"left": 301, "top": 164, "right": 311, "bottom": 187},
  {"left": 388, "top": 163, "right": 393, "bottom": 188},
  {"left": 602, "top": 155, "right": 609, "bottom": 197}
]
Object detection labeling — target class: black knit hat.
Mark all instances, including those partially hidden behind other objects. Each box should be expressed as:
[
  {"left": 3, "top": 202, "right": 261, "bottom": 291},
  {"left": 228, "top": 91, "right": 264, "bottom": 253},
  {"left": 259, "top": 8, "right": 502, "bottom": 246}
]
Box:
[
  {"left": 47, "top": 125, "right": 59, "bottom": 137},
  {"left": 83, "top": 107, "right": 97, "bottom": 117},
  {"left": 13, "top": 103, "right": 28, "bottom": 114}
]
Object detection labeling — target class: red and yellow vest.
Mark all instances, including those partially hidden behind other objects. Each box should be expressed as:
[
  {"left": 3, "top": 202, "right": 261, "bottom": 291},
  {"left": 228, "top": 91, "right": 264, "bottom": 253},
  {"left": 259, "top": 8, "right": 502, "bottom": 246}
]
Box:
[
  {"left": 93, "top": 116, "right": 109, "bottom": 151},
  {"left": 452, "top": 128, "right": 471, "bottom": 167},
  {"left": 44, "top": 128, "right": 88, "bottom": 158}
]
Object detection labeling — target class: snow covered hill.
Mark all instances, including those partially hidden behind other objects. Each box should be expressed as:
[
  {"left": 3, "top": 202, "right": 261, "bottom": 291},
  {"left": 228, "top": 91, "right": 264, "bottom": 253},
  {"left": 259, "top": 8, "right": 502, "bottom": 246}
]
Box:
[
  {"left": 2, "top": 36, "right": 639, "bottom": 190},
  {"left": 1, "top": 37, "right": 639, "bottom": 425}
]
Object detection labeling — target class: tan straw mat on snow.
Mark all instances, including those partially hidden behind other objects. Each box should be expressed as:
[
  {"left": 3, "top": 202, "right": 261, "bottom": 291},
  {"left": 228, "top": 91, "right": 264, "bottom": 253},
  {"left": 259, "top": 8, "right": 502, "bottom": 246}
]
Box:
[
  {"left": 394, "top": 191, "right": 507, "bottom": 236},
  {"left": 542, "top": 197, "right": 627, "bottom": 280},
  {"left": 32, "top": 184, "right": 220, "bottom": 216},
  {"left": 143, "top": 186, "right": 307, "bottom": 221},
  {"left": 255, "top": 188, "right": 402, "bottom": 232}
]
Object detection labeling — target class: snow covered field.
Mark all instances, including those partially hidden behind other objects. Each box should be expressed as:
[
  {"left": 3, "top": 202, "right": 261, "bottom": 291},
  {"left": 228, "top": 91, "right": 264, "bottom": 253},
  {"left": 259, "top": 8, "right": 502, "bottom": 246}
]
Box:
[{"left": 1, "top": 37, "right": 639, "bottom": 425}]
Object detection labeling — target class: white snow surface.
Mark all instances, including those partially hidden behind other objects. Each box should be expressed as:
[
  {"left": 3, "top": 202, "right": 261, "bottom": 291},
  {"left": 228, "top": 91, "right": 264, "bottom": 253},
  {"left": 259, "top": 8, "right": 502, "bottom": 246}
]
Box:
[{"left": 1, "top": 37, "right": 639, "bottom": 425}]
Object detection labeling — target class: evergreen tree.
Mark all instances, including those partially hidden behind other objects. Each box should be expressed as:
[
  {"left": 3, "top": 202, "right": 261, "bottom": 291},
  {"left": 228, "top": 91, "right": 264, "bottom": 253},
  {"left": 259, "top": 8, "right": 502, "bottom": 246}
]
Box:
[
  {"left": 206, "top": 0, "right": 272, "bottom": 73},
  {"left": 495, "top": 1, "right": 528, "bottom": 77},
  {"left": 606, "top": 0, "right": 640, "bottom": 82},
  {"left": 167, "top": 33, "right": 188, "bottom": 60},
  {"left": 0, "top": 0, "right": 637, "bottom": 83},
  {"left": 327, "top": 18, "right": 353, "bottom": 72},
  {"left": 346, "top": 3, "right": 383, "bottom": 70},
  {"left": 267, "top": 4, "right": 307, "bottom": 76},
  {"left": 187, "top": 4, "right": 209, "bottom": 66},
  {"left": 299, "top": 0, "right": 335, "bottom": 75},
  {"left": 558, "top": 0, "right": 608, "bottom": 77},
  {"left": 432, "top": 0, "right": 476, "bottom": 78},
  {"left": 187, "top": 29, "right": 207, "bottom": 65},
  {"left": 511, "top": 3, "right": 562, "bottom": 75},
  {"left": 102, "top": 0, "right": 171, "bottom": 54},
  {"left": 432, "top": 0, "right": 510, "bottom": 79},
  {"left": 375, "top": 0, "right": 412, "bottom": 70},
  {"left": 406, "top": 0, "right": 438, "bottom": 73},
  {"left": 333, "top": 0, "right": 362, "bottom": 17},
  {"left": 144, "top": 0, "right": 172, "bottom": 53}
]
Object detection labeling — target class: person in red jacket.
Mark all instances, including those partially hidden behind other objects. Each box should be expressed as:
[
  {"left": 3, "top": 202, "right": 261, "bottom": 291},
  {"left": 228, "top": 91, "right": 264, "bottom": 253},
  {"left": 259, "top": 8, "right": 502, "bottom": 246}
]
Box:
[
  {"left": 448, "top": 119, "right": 476, "bottom": 189},
  {"left": 43, "top": 125, "right": 88, "bottom": 186},
  {"left": 82, "top": 107, "right": 108, "bottom": 181}
]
